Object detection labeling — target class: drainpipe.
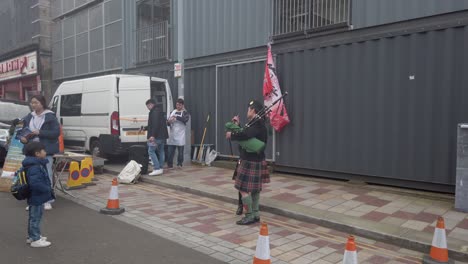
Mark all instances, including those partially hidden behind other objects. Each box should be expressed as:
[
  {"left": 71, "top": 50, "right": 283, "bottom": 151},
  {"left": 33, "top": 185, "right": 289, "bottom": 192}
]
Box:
[{"left": 176, "top": 0, "right": 191, "bottom": 165}]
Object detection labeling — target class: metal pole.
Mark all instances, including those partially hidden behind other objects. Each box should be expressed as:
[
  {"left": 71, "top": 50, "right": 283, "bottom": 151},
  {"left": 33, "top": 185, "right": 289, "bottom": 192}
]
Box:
[{"left": 176, "top": 0, "right": 191, "bottom": 165}]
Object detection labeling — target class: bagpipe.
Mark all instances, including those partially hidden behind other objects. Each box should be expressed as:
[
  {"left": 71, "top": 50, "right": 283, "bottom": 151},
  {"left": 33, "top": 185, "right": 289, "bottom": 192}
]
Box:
[{"left": 225, "top": 92, "right": 288, "bottom": 153}]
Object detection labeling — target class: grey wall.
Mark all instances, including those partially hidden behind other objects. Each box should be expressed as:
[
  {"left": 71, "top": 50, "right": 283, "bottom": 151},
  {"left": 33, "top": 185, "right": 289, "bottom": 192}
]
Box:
[
  {"left": 183, "top": 0, "right": 272, "bottom": 59},
  {"left": 51, "top": 0, "right": 123, "bottom": 80},
  {"left": 273, "top": 25, "right": 468, "bottom": 187},
  {"left": 0, "top": 0, "right": 53, "bottom": 99},
  {"left": 0, "top": 0, "right": 51, "bottom": 56},
  {"left": 185, "top": 67, "right": 216, "bottom": 148},
  {"left": 352, "top": 0, "right": 468, "bottom": 29},
  {"left": 0, "top": 1, "right": 36, "bottom": 55}
]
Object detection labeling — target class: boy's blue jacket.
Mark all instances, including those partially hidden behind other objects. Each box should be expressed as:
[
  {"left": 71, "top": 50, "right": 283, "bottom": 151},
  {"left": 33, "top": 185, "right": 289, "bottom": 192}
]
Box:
[{"left": 22, "top": 157, "right": 54, "bottom": 206}]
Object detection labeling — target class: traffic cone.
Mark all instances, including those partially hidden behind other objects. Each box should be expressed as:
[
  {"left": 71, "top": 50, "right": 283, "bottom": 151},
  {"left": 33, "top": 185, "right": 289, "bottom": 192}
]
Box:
[
  {"left": 423, "top": 217, "right": 454, "bottom": 264},
  {"left": 253, "top": 222, "right": 270, "bottom": 264},
  {"left": 64, "top": 161, "right": 86, "bottom": 190},
  {"left": 100, "top": 178, "right": 125, "bottom": 215},
  {"left": 342, "top": 235, "right": 358, "bottom": 264},
  {"left": 80, "top": 157, "right": 96, "bottom": 186}
]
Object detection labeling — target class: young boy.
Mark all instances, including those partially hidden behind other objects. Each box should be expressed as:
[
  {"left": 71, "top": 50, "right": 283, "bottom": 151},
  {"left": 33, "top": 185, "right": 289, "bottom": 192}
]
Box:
[{"left": 22, "top": 142, "right": 54, "bottom": 247}]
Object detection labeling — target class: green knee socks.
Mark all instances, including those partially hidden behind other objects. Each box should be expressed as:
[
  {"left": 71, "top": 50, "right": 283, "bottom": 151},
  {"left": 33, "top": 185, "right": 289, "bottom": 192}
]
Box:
[
  {"left": 251, "top": 191, "right": 260, "bottom": 218},
  {"left": 241, "top": 195, "right": 253, "bottom": 220}
]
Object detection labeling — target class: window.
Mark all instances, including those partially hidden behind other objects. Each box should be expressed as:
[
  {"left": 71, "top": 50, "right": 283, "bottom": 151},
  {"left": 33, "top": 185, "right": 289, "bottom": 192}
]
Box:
[
  {"left": 51, "top": 96, "right": 59, "bottom": 114},
  {"left": 135, "top": 0, "right": 171, "bottom": 63},
  {"left": 136, "top": 0, "right": 170, "bottom": 29},
  {"left": 273, "top": 0, "right": 351, "bottom": 37},
  {"left": 52, "top": 0, "right": 123, "bottom": 80},
  {"left": 60, "top": 94, "right": 82, "bottom": 116}
]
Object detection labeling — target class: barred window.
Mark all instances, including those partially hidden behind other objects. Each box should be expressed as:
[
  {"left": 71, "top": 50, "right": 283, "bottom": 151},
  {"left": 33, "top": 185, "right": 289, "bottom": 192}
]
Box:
[{"left": 273, "top": 0, "right": 351, "bottom": 36}]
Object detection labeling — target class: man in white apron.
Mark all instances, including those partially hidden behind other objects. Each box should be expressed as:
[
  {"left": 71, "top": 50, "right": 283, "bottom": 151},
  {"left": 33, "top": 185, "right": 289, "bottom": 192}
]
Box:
[{"left": 167, "top": 98, "right": 190, "bottom": 169}]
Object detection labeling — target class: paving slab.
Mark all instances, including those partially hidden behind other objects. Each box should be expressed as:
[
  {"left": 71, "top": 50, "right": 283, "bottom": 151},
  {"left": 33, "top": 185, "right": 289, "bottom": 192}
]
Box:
[
  {"left": 53, "top": 173, "right": 447, "bottom": 263},
  {"left": 103, "top": 163, "right": 468, "bottom": 261}
]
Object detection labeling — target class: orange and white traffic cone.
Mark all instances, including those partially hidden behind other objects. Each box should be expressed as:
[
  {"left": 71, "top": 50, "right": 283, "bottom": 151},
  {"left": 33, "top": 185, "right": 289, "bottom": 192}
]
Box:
[
  {"left": 100, "top": 178, "right": 125, "bottom": 215},
  {"left": 253, "top": 222, "right": 270, "bottom": 264},
  {"left": 342, "top": 235, "right": 358, "bottom": 264},
  {"left": 423, "top": 217, "right": 454, "bottom": 264}
]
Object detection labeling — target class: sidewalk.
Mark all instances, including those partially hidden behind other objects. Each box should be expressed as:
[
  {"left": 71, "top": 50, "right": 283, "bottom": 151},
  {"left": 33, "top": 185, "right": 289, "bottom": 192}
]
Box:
[{"left": 104, "top": 162, "right": 468, "bottom": 261}]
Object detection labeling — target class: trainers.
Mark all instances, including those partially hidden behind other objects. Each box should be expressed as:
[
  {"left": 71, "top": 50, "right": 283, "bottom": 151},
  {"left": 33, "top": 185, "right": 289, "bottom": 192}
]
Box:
[
  {"left": 25, "top": 206, "right": 29, "bottom": 211},
  {"left": 30, "top": 239, "right": 51, "bottom": 248},
  {"left": 177, "top": 165, "right": 183, "bottom": 169},
  {"left": 44, "top": 203, "right": 52, "bottom": 210},
  {"left": 148, "top": 169, "right": 163, "bottom": 176},
  {"left": 26, "top": 236, "right": 47, "bottom": 244}
]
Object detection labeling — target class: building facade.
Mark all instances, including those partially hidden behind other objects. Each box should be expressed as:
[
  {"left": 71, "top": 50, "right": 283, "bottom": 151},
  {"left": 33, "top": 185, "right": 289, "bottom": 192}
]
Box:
[
  {"left": 50, "top": 0, "right": 468, "bottom": 192},
  {"left": 0, "top": 0, "right": 53, "bottom": 101}
]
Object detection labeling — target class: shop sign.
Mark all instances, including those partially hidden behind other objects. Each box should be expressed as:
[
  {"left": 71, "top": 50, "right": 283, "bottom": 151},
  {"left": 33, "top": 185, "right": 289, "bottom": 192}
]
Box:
[{"left": 0, "top": 52, "right": 37, "bottom": 82}]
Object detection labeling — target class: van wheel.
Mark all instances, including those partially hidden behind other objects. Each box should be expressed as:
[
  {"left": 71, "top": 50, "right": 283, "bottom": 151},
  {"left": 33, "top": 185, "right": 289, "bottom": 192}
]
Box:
[{"left": 90, "top": 140, "right": 106, "bottom": 158}]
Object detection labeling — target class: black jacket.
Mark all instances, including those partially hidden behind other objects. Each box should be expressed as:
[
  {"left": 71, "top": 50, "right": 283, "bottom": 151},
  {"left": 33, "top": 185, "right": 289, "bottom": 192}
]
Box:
[
  {"left": 231, "top": 119, "right": 267, "bottom": 161},
  {"left": 146, "top": 107, "right": 169, "bottom": 140}
]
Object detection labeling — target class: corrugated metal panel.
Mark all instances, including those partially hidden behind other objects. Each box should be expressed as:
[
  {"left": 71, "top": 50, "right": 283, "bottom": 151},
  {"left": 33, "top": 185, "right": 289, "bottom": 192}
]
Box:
[
  {"left": 185, "top": 67, "right": 216, "bottom": 148},
  {"left": 215, "top": 61, "right": 274, "bottom": 160},
  {"left": 352, "top": 0, "right": 468, "bottom": 29},
  {"left": 183, "top": 0, "right": 272, "bottom": 59},
  {"left": 274, "top": 25, "right": 468, "bottom": 186}
]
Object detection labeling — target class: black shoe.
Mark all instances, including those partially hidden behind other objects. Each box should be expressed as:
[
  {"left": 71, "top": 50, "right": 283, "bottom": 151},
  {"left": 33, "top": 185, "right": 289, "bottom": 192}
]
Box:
[
  {"left": 236, "top": 217, "right": 256, "bottom": 225},
  {"left": 253, "top": 217, "right": 260, "bottom": 223},
  {"left": 236, "top": 205, "right": 243, "bottom": 215}
]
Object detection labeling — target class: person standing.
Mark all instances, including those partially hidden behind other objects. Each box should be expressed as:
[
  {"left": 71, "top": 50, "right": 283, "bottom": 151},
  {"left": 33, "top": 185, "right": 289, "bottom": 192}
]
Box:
[
  {"left": 23, "top": 142, "right": 55, "bottom": 247},
  {"left": 226, "top": 100, "right": 270, "bottom": 225},
  {"left": 167, "top": 98, "right": 190, "bottom": 169},
  {"left": 144, "top": 99, "right": 168, "bottom": 176},
  {"left": 21, "top": 95, "right": 60, "bottom": 210}
]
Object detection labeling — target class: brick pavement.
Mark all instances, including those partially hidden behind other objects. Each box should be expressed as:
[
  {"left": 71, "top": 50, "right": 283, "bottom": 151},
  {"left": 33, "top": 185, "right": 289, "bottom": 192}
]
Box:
[
  {"left": 61, "top": 173, "right": 435, "bottom": 264},
  {"left": 104, "top": 166, "right": 468, "bottom": 260}
]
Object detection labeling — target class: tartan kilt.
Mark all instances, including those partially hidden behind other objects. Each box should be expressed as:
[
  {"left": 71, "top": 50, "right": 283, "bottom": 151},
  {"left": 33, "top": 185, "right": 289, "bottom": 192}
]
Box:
[{"left": 234, "top": 160, "right": 270, "bottom": 193}]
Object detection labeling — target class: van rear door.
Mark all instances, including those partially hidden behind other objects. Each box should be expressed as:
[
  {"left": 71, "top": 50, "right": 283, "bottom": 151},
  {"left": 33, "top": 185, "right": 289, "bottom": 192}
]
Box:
[
  {"left": 117, "top": 76, "right": 150, "bottom": 143},
  {"left": 150, "top": 77, "right": 173, "bottom": 119}
]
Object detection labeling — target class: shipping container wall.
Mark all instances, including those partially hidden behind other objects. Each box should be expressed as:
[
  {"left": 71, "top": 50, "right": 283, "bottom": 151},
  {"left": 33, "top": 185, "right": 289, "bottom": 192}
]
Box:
[
  {"left": 352, "top": 0, "right": 468, "bottom": 29},
  {"left": 185, "top": 67, "right": 216, "bottom": 148},
  {"left": 183, "top": 0, "right": 272, "bottom": 59},
  {"left": 215, "top": 61, "right": 274, "bottom": 160},
  {"left": 184, "top": 61, "right": 275, "bottom": 160},
  {"left": 274, "top": 26, "right": 468, "bottom": 186}
]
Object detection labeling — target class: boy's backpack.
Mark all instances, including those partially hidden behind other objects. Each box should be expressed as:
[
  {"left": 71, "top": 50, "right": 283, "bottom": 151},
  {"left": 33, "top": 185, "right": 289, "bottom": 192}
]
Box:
[{"left": 10, "top": 166, "right": 32, "bottom": 200}]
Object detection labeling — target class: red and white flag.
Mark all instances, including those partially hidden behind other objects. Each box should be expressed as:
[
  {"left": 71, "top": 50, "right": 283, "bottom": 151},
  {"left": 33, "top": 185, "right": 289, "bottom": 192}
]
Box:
[{"left": 263, "top": 43, "right": 290, "bottom": 132}]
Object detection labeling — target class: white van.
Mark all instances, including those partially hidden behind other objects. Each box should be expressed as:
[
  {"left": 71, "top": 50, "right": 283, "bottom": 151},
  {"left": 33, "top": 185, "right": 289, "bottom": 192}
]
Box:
[{"left": 50, "top": 74, "right": 173, "bottom": 157}]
